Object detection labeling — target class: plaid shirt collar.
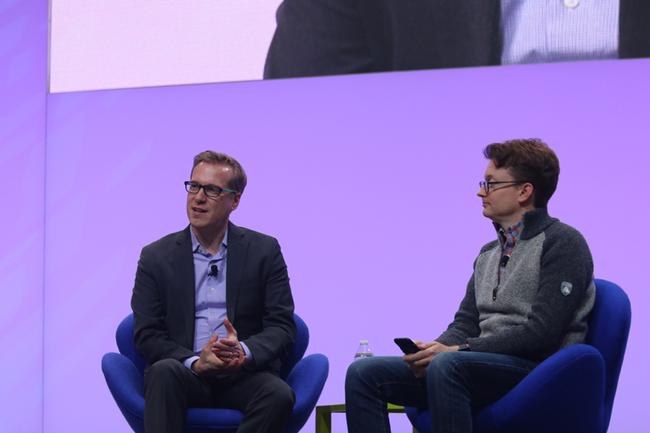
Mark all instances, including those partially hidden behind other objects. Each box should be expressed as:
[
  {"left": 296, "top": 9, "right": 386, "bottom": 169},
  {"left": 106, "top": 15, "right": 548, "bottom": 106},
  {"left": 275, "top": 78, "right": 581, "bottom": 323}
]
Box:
[
  {"left": 497, "top": 221, "right": 521, "bottom": 283},
  {"left": 498, "top": 221, "right": 521, "bottom": 255}
]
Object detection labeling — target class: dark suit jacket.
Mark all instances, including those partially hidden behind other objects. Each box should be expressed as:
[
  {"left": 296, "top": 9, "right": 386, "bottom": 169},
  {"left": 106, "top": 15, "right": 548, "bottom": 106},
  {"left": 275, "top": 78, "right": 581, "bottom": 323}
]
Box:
[
  {"left": 265, "top": 0, "right": 650, "bottom": 79},
  {"left": 131, "top": 222, "right": 296, "bottom": 374}
]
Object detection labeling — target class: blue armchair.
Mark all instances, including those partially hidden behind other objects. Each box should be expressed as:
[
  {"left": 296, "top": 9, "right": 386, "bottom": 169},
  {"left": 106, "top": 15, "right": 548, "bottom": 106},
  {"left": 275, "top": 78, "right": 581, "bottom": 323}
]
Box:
[
  {"left": 102, "top": 313, "right": 329, "bottom": 433},
  {"left": 405, "top": 278, "right": 631, "bottom": 433}
]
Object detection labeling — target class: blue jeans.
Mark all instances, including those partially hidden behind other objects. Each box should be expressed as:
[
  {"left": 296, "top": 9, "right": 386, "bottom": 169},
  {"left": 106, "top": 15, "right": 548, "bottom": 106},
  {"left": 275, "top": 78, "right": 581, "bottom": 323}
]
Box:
[{"left": 345, "top": 353, "right": 539, "bottom": 433}]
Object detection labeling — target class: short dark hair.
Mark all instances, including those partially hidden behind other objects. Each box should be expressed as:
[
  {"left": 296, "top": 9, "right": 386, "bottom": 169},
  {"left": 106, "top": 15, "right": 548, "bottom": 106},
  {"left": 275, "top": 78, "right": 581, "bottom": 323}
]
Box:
[
  {"left": 483, "top": 138, "right": 560, "bottom": 208},
  {"left": 191, "top": 151, "right": 247, "bottom": 194}
]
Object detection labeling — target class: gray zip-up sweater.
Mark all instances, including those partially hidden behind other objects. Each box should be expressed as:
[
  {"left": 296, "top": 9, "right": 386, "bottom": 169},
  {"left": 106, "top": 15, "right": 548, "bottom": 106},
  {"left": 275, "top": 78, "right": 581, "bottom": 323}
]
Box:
[{"left": 437, "top": 207, "right": 595, "bottom": 362}]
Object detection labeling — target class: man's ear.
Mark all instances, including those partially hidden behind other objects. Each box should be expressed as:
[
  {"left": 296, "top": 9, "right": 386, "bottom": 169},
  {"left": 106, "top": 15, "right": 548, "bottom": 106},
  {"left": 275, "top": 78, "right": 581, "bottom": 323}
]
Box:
[
  {"left": 518, "top": 183, "right": 534, "bottom": 205},
  {"left": 231, "top": 193, "right": 242, "bottom": 211}
]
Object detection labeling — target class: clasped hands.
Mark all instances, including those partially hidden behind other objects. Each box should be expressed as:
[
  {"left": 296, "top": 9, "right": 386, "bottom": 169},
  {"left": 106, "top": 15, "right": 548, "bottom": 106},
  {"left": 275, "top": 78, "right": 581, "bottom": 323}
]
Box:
[
  {"left": 192, "top": 318, "right": 248, "bottom": 376},
  {"left": 403, "top": 340, "right": 459, "bottom": 378}
]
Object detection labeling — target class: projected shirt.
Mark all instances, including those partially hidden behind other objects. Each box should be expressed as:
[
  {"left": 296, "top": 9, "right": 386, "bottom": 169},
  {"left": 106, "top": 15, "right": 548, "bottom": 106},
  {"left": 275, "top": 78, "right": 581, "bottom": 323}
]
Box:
[{"left": 501, "top": 0, "right": 620, "bottom": 64}]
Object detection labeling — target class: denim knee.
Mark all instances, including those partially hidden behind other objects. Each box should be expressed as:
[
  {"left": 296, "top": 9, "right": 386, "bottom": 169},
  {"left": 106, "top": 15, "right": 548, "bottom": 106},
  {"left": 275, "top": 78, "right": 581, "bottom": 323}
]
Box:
[
  {"left": 427, "top": 352, "right": 463, "bottom": 381},
  {"left": 345, "top": 357, "right": 376, "bottom": 388}
]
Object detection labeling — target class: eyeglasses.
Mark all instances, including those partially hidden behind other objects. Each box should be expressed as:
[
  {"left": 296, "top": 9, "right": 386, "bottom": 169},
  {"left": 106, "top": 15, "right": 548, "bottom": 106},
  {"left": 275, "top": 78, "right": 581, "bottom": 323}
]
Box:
[
  {"left": 479, "top": 180, "right": 524, "bottom": 193},
  {"left": 184, "top": 181, "right": 236, "bottom": 198}
]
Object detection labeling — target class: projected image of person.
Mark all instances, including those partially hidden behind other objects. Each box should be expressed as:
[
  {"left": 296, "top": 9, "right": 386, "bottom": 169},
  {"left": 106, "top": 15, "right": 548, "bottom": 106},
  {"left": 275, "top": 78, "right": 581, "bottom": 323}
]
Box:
[
  {"left": 345, "top": 139, "right": 596, "bottom": 433},
  {"left": 131, "top": 152, "right": 296, "bottom": 433},
  {"left": 265, "top": 1, "right": 650, "bottom": 79}
]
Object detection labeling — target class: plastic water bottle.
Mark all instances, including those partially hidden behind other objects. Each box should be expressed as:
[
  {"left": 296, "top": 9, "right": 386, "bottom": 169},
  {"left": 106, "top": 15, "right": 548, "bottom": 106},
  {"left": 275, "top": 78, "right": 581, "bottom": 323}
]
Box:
[{"left": 354, "top": 340, "right": 374, "bottom": 361}]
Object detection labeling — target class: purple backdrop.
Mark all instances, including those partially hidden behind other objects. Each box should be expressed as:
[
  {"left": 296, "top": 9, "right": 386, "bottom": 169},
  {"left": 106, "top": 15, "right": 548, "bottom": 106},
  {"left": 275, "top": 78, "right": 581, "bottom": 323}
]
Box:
[
  {"left": 0, "top": 0, "right": 47, "bottom": 430},
  {"left": 43, "top": 59, "right": 649, "bottom": 432},
  {"left": 1, "top": 2, "right": 649, "bottom": 430}
]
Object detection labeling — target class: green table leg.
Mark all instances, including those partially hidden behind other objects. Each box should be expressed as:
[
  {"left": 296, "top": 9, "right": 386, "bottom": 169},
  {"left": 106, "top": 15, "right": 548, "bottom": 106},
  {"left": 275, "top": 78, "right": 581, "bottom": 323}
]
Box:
[
  {"left": 315, "top": 403, "right": 418, "bottom": 433},
  {"left": 316, "top": 404, "right": 346, "bottom": 433}
]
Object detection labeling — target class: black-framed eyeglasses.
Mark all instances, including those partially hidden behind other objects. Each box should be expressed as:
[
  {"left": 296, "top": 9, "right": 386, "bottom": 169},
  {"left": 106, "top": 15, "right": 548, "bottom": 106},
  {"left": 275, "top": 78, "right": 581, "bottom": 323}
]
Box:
[
  {"left": 184, "top": 181, "right": 237, "bottom": 198},
  {"left": 479, "top": 180, "right": 524, "bottom": 193}
]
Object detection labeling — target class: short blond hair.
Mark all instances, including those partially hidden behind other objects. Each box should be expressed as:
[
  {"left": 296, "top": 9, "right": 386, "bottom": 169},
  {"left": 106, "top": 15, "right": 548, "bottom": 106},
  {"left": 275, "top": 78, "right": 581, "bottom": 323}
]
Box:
[{"left": 191, "top": 151, "right": 247, "bottom": 194}]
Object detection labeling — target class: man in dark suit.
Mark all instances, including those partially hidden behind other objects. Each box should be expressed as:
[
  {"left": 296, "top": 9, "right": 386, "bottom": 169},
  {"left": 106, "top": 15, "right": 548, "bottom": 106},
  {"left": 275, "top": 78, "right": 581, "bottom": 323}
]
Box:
[
  {"left": 131, "top": 151, "right": 296, "bottom": 433},
  {"left": 264, "top": 0, "right": 650, "bottom": 79}
]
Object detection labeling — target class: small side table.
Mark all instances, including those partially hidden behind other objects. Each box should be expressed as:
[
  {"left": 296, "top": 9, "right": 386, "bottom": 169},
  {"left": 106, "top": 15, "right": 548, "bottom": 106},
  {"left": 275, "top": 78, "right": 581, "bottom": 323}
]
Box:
[{"left": 315, "top": 403, "right": 417, "bottom": 433}]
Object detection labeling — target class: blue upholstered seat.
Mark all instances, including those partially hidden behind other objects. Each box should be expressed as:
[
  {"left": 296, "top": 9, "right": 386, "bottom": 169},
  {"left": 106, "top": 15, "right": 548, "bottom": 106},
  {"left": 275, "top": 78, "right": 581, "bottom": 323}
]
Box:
[
  {"left": 404, "top": 278, "right": 631, "bottom": 433},
  {"left": 102, "top": 313, "right": 329, "bottom": 433}
]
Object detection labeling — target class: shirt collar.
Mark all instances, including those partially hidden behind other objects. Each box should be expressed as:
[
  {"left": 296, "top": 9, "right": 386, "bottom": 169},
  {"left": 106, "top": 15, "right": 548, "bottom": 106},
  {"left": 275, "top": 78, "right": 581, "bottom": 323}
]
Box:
[
  {"left": 190, "top": 227, "right": 228, "bottom": 256},
  {"left": 498, "top": 221, "right": 521, "bottom": 246}
]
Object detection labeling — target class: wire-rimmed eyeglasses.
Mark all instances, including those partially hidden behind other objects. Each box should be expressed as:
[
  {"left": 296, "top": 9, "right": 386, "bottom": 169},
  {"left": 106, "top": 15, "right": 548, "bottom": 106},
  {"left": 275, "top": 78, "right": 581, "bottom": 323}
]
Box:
[{"left": 184, "top": 181, "right": 237, "bottom": 198}]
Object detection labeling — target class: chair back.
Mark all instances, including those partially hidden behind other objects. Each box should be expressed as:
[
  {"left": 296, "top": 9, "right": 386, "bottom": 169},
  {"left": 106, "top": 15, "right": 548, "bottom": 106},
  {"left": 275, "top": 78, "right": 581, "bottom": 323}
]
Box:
[
  {"left": 116, "top": 314, "right": 147, "bottom": 375},
  {"left": 279, "top": 314, "right": 309, "bottom": 380},
  {"left": 586, "top": 279, "right": 632, "bottom": 429},
  {"left": 116, "top": 313, "right": 308, "bottom": 380}
]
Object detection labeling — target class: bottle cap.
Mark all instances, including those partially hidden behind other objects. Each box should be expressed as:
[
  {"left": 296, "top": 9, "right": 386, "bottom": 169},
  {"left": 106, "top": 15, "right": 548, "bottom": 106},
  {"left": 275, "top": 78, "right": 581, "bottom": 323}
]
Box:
[{"left": 359, "top": 340, "right": 368, "bottom": 345}]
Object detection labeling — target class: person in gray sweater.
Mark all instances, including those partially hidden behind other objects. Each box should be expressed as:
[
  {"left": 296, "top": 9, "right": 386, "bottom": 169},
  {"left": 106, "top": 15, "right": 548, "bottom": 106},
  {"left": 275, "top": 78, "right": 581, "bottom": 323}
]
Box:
[{"left": 345, "top": 138, "right": 595, "bottom": 433}]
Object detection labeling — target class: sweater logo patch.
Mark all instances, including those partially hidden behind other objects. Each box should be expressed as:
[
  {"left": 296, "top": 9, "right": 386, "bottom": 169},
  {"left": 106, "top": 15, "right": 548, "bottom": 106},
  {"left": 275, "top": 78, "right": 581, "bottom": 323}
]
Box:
[{"left": 560, "top": 282, "right": 573, "bottom": 297}]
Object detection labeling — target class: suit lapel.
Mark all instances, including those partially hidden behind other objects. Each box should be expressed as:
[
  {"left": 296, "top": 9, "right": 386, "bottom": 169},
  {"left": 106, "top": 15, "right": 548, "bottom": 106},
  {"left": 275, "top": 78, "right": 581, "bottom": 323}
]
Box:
[
  {"left": 226, "top": 222, "right": 248, "bottom": 324},
  {"left": 174, "top": 227, "right": 196, "bottom": 348},
  {"left": 619, "top": 0, "right": 650, "bottom": 59}
]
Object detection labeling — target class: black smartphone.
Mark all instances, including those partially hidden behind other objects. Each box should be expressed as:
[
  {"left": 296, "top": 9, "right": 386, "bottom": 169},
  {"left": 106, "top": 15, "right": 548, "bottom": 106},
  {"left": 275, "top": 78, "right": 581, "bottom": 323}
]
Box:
[{"left": 394, "top": 338, "right": 420, "bottom": 354}]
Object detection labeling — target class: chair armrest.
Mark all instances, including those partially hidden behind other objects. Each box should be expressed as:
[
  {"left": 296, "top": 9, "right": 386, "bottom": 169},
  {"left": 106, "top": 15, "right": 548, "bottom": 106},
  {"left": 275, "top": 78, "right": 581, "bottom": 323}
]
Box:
[
  {"left": 285, "top": 353, "right": 329, "bottom": 417},
  {"left": 101, "top": 352, "right": 146, "bottom": 422},
  {"left": 475, "top": 344, "right": 606, "bottom": 433}
]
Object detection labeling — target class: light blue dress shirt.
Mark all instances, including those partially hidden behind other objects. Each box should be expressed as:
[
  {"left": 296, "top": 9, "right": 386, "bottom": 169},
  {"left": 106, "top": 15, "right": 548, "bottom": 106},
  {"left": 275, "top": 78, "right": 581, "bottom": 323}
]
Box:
[
  {"left": 501, "top": 0, "right": 619, "bottom": 65},
  {"left": 183, "top": 228, "right": 252, "bottom": 372}
]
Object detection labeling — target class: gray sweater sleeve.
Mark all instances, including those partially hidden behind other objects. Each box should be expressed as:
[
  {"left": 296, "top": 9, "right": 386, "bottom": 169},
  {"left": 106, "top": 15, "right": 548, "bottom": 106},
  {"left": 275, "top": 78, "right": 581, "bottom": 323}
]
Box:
[{"left": 435, "top": 260, "right": 482, "bottom": 346}]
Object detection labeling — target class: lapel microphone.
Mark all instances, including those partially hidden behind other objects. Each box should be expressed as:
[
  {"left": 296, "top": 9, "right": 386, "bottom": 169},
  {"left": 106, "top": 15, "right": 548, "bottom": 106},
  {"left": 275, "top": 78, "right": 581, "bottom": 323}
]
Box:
[
  {"left": 208, "top": 263, "right": 218, "bottom": 277},
  {"left": 500, "top": 255, "right": 510, "bottom": 268}
]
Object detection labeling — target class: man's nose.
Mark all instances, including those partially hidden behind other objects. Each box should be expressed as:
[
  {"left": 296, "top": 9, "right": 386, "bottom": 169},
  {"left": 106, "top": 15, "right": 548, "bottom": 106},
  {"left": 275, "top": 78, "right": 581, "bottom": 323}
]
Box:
[
  {"left": 477, "top": 186, "right": 487, "bottom": 197},
  {"left": 195, "top": 187, "right": 208, "bottom": 200}
]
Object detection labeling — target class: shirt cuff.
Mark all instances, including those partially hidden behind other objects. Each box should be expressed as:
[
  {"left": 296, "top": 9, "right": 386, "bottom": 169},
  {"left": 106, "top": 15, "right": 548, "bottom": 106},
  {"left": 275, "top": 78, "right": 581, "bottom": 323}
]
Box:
[
  {"left": 240, "top": 341, "right": 254, "bottom": 365},
  {"left": 183, "top": 355, "right": 200, "bottom": 375}
]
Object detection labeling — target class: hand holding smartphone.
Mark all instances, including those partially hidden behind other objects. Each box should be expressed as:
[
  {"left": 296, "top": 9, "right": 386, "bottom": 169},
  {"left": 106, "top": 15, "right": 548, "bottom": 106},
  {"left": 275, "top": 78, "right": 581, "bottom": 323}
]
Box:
[{"left": 394, "top": 338, "right": 420, "bottom": 354}]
